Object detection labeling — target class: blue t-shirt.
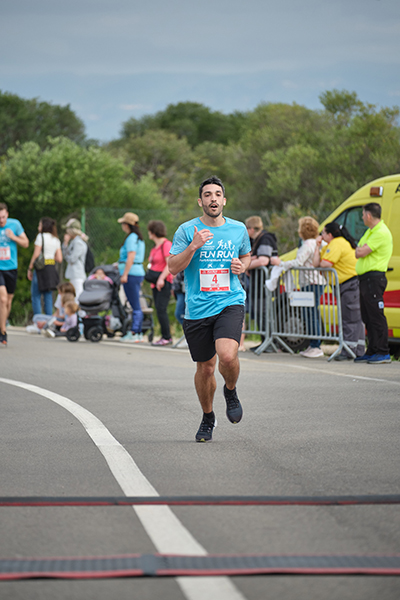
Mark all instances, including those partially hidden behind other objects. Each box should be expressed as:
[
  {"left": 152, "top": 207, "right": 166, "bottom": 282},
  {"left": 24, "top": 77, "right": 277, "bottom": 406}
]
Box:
[
  {"left": 118, "top": 232, "right": 145, "bottom": 277},
  {"left": 0, "top": 218, "right": 24, "bottom": 271},
  {"left": 170, "top": 216, "right": 251, "bottom": 320}
]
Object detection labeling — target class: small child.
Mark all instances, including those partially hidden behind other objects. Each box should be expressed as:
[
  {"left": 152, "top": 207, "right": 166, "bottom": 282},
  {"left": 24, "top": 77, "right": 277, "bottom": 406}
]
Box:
[
  {"left": 88, "top": 268, "right": 113, "bottom": 285},
  {"left": 27, "top": 282, "right": 76, "bottom": 334},
  {"left": 59, "top": 300, "right": 79, "bottom": 334},
  {"left": 44, "top": 292, "right": 76, "bottom": 337}
]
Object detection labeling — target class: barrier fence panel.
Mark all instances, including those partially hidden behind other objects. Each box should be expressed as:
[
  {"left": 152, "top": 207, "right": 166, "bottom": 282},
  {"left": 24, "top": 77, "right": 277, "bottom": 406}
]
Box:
[
  {"left": 243, "top": 267, "right": 354, "bottom": 361},
  {"left": 264, "top": 266, "right": 353, "bottom": 361}
]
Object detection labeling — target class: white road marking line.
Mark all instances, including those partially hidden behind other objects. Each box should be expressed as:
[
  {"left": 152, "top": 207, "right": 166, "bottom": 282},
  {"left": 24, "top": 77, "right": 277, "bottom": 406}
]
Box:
[
  {"left": 239, "top": 358, "right": 400, "bottom": 387},
  {"left": 0, "top": 377, "right": 246, "bottom": 600}
]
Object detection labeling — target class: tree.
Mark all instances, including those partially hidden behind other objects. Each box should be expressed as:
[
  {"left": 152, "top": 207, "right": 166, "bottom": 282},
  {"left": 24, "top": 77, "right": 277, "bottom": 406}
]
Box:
[
  {"left": 0, "top": 136, "right": 166, "bottom": 240},
  {"left": 0, "top": 90, "right": 86, "bottom": 156},
  {"left": 120, "top": 102, "right": 248, "bottom": 147}
]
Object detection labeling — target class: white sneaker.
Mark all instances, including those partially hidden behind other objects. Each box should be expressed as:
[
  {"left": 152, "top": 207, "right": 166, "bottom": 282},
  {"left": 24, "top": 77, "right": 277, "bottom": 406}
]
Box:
[
  {"left": 44, "top": 329, "right": 55, "bottom": 338},
  {"left": 119, "top": 331, "right": 135, "bottom": 343},
  {"left": 26, "top": 325, "right": 41, "bottom": 334},
  {"left": 133, "top": 333, "right": 144, "bottom": 343},
  {"left": 300, "top": 346, "right": 324, "bottom": 358}
]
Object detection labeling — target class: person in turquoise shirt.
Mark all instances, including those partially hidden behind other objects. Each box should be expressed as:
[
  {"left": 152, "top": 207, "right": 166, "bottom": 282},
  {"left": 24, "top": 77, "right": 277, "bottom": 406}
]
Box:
[
  {"left": 168, "top": 176, "right": 251, "bottom": 443},
  {"left": 0, "top": 202, "right": 29, "bottom": 347},
  {"left": 355, "top": 202, "right": 393, "bottom": 364},
  {"left": 117, "top": 212, "right": 145, "bottom": 343}
]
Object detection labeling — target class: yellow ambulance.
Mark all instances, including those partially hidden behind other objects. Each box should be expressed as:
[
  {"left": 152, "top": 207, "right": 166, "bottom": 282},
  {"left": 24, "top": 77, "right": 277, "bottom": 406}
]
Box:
[{"left": 283, "top": 173, "right": 400, "bottom": 345}]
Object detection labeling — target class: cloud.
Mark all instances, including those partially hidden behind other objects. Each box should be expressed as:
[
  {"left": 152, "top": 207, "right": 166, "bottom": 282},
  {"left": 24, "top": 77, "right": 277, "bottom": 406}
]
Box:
[{"left": 119, "top": 104, "right": 150, "bottom": 111}]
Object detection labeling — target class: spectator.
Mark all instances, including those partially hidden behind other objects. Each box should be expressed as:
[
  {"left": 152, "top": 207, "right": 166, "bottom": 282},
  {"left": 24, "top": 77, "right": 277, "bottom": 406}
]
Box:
[
  {"left": 27, "top": 217, "right": 62, "bottom": 318},
  {"left": 44, "top": 292, "right": 76, "bottom": 337},
  {"left": 172, "top": 270, "right": 185, "bottom": 326},
  {"left": 27, "top": 282, "right": 76, "bottom": 334},
  {"left": 62, "top": 218, "right": 88, "bottom": 300},
  {"left": 245, "top": 215, "right": 278, "bottom": 352},
  {"left": 117, "top": 212, "right": 146, "bottom": 343},
  {"left": 0, "top": 202, "right": 29, "bottom": 347},
  {"left": 147, "top": 220, "right": 173, "bottom": 346},
  {"left": 354, "top": 202, "right": 393, "bottom": 364},
  {"left": 313, "top": 222, "right": 365, "bottom": 360},
  {"left": 272, "top": 217, "right": 325, "bottom": 358}
]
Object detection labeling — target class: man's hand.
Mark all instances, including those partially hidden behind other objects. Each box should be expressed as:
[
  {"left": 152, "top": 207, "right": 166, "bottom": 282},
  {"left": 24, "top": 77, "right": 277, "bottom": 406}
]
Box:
[
  {"left": 231, "top": 257, "right": 245, "bottom": 275},
  {"left": 191, "top": 226, "right": 213, "bottom": 250},
  {"left": 4, "top": 228, "right": 16, "bottom": 242},
  {"left": 120, "top": 273, "right": 128, "bottom": 284}
]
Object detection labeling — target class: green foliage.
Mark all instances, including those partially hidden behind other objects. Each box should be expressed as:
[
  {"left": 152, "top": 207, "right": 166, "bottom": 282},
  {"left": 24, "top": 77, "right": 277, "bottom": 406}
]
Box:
[
  {"left": 0, "top": 90, "right": 86, "bottom": 156},
  {"left": 0, "top": 137, "right": 165, "bottom": 239},
  {"left": 121, "top": 102, "right": 248, "bottom": 147}
]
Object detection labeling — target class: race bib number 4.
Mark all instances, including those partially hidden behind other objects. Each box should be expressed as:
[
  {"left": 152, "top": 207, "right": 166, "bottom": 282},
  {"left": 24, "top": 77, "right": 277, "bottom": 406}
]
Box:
[
  {"left": 200, "top": 268, "right": 230, "bottom": 292},
  {"left": 0, "top": 246, "right": 11, "bottom": 261}
]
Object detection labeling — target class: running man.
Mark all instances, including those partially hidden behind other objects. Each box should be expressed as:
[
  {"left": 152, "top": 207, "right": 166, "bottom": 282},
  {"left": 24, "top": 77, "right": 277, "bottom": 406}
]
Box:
[
  {"left": 168, "top": 176, "right": 251, "bottom": 442},
  {"left": 0, "top": 203, "right": 29, "bottom": 346}
]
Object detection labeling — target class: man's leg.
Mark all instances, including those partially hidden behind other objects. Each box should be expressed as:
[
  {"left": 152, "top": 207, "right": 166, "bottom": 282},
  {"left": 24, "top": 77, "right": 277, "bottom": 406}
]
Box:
[
  {"left": 0, "top": 284, "right": 8, "bottom": 333},
  {"left": 194, "top": 355, "right": 218, "bottom": 442},
  {"left": 216, "top": 337, "right": 243, "bottom": 424},
  {"left": 216, "top": 337, "right": 240, "bottom": 390},
  {"left": 194, "top": 355, "right": 218, "bottom": 413}
]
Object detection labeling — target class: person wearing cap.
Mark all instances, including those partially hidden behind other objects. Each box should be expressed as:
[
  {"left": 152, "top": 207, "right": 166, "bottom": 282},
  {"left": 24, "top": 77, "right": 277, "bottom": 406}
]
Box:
[
  {"left": 62, "top": 218, "right": 88, "bottom": 300},
  {"left": 117, "top": 212, "right": 146, "bottom": 343}
]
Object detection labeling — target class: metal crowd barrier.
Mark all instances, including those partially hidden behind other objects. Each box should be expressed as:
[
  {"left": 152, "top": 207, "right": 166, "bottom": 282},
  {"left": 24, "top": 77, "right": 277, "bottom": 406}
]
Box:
[{"left": 244, "top": 266, "right": 354, "bottom": 361}]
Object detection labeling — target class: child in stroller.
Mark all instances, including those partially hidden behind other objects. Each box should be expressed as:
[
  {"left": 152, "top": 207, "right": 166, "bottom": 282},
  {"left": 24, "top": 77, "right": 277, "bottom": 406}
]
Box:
[{"left": 66, "top": 265, "right": 154, "bottom": 342}]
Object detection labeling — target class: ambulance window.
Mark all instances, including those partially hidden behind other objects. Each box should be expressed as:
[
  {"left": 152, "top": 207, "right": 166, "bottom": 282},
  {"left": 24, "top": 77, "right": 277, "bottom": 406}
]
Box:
[{"left": 334, "top": 206, "right": 367, "bottom": 242}]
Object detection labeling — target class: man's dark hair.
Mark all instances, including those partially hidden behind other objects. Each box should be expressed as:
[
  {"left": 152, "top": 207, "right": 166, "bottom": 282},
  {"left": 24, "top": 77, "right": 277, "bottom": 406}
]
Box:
[
  {"left": 0, "top": 202, "right": 8, "bottom": 211},
  {"left": 199, "top": 176, "right": 225, "bottom": 198},
  {"left": 363, "top": 202, "right": 381, "bottom": 219}
]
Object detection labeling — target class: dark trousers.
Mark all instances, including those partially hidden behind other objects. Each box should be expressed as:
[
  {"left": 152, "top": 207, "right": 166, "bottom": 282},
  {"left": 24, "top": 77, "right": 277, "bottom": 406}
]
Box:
[
  {"left": 358, "top": 272, "right": 389, "bottom": 355},
  {"left": 152, "top": 281, "right": 172, "bottom": 340}
]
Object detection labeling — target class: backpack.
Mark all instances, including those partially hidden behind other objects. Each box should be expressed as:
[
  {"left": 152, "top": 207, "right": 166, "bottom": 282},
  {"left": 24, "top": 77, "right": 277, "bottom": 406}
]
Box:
[{"left": 85, "top": 245, "right": 95, "bottom": 274}]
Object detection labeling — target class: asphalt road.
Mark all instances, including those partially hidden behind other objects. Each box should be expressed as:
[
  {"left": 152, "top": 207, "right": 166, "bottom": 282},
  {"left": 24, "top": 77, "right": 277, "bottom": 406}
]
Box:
[{"left": 1, "top": 328, "right": 399, "bottom": 600}]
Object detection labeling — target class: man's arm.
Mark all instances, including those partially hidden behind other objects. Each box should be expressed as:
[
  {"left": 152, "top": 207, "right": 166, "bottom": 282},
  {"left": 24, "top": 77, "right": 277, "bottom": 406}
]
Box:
[
  {"left": 168, "top": 226, "right": 213, "bottom": 275},
  {"left": 355, "top": 244, "right": 372, "bottom": 259},
  {"left": 231, "top": 253, "right": 251, "bottom": 275},
  {"left": 5, "top": 229, "right": 29, "bottom": 249}
]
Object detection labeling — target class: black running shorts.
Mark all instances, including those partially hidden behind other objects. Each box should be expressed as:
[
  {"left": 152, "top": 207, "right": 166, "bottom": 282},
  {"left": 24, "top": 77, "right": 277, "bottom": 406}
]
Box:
[
  {"left": 183, "top": 304, "right": 244, "bottom": 363},
  {"left": 0, "top": 269, "right": 18, "bottom": 294}
]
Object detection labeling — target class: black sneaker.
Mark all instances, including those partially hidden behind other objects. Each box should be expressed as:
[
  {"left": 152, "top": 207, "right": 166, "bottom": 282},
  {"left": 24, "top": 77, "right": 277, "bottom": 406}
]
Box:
[
  {"left": 0, "top": 331, "right": 7, "bottom": 347},
  {"left": 195, "top": 416, "right": 217, "bottom": 442},
  {"left": 223, "top": 385, "right": 243, "bottom": 423}
]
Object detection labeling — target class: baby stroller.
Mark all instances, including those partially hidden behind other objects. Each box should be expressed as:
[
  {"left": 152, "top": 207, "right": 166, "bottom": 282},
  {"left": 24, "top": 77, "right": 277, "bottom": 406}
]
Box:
[{"left": 66, "top": 264, "right": 154, "bottom": 343}]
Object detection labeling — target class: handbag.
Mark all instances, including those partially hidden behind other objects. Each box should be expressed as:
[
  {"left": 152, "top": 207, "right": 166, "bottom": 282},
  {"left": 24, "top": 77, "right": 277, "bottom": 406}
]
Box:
[
  {"left": 144, "top": 269, "right": 161, "bottom": 284},
  {"left": 33, "top": 234, "right": 45, "bottom": 271}
]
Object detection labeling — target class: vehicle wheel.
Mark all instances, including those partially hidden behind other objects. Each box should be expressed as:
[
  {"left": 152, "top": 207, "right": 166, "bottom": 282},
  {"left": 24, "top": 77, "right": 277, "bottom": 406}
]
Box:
[
  {"left": 148, "top": 331, "right": 154, "bottom": 343},
  {"left": 88, "top": 326, "right": 103, "bottom": 343},
  {"left": 66, "top": 327, "right": 80, "bottom": 342}
]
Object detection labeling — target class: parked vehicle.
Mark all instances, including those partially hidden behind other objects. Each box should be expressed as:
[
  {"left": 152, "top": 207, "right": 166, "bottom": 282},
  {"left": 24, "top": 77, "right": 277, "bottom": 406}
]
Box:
[{"left": 280, "top": 174, "right": 400, "bottom": 347}]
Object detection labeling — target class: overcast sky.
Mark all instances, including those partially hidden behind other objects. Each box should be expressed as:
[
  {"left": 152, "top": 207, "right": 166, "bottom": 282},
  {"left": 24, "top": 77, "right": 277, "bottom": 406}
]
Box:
[{"left": 1, "top": 0, "right": 399, "bottom": 141}]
